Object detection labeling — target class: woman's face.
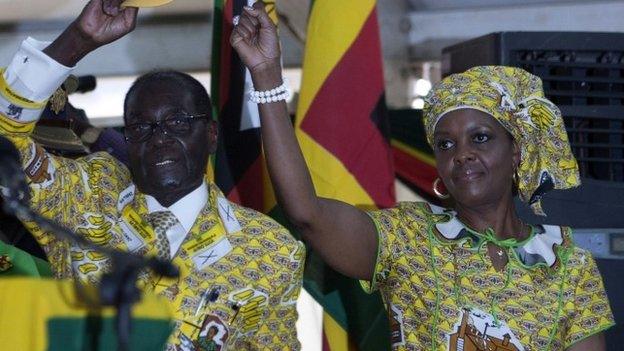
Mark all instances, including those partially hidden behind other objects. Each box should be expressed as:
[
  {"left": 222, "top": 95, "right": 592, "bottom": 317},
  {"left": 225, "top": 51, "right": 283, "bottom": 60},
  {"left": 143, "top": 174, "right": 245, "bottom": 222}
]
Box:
[{"left": 433, "top": 108, "right": 520, "bottom": 208}]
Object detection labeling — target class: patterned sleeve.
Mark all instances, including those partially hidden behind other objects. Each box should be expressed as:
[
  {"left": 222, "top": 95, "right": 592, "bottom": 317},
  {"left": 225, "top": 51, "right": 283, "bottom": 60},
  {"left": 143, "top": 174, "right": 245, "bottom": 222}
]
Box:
[
  {"left": 249, "top": 239, "right": 306, "bottom": 349},
  {"left": 360, "top": 205, "right": 409, "bottom": 293},
  {"left": 90, "top": 127, "right": 130, "bottom": 167},
  {"left": 1, "top": 114, "right": 123, "bottom": 279},
  {"left": 1, "top": 40, "right": 123, "bottom": 277},
  {"left": 564, "top": 251, "right": 615, "bottom": 347},
  {"left": 1, "top": 37, "right": 73, "bottom": 218}
]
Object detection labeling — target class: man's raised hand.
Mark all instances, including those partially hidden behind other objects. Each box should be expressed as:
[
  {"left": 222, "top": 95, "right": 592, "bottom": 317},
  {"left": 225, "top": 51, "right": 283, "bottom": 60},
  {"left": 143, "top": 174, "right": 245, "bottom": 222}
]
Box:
[
  {"left": 44, "top": 0, "right": 138, "bottom": 67},
  {"left": 75, "top": 0, "right": 138, "bottom": 48}
]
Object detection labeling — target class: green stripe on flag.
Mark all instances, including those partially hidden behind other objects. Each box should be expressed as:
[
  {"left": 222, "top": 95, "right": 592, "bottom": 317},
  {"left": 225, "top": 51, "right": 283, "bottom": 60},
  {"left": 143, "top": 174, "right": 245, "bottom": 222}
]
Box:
[
  {"left": 389, "top": 109, "right": 432, "bottom": 153},
  {"left": 210, "top": 0, "right": 225, "bottom": 115},
  {"left": 47, "top": 316, "right": 172, "bottom": 351},
  {"left": 268, "top": 206, "right": 391, "bottom": 350}
]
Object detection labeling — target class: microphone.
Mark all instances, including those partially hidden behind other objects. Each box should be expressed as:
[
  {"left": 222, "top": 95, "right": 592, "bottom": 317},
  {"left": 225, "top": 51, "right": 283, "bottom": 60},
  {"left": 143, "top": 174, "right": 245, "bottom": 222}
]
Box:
[{"left": 0, "top": 135, "right": 30, "bottom": 210}]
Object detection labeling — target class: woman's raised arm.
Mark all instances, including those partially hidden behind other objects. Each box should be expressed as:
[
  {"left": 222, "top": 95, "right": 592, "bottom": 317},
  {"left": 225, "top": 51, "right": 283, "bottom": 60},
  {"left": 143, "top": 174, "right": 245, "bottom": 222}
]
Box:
[{"left": 230, "top": 3, "right": 378, "bottom": 280}]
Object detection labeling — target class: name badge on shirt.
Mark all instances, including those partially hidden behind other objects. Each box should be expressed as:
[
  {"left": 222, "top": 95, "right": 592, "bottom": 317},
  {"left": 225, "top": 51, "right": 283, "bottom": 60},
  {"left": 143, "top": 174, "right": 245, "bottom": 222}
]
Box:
[
  {"left": 182, "top": 222, "right": 232, "bottom": 270},
  {"left": 217, "top": 197, "right": 242, "bottom": 234},
  {"left": 191, "top": 237, "right": 233, "bottom": 271},
  {"left": 118, "top": 220, "right": 145, "bottom": 252},
  {"left": 117, "top": 185, "right": 135, "bottom": 212},
  {"left": 118, "top": 205, "right": 150, "bottom": 252}
]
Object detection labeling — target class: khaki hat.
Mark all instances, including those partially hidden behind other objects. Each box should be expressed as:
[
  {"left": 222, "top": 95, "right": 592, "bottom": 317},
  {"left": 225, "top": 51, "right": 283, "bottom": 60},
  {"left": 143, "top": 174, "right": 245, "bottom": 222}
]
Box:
[{"left": 121, "top": 0, "right": 173, "bottom": 8}]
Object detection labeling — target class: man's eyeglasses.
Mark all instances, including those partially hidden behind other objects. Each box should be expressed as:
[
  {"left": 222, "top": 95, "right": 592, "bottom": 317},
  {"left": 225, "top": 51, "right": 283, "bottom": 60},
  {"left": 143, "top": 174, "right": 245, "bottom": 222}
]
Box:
[{"left": 124, "top": 113, "right": 209, "bottom": 143}]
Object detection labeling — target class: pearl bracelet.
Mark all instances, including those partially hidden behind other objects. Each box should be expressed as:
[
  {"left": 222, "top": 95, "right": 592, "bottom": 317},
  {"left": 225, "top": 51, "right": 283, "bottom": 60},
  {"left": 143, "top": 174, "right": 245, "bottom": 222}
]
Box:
[{"left": 248, "top": 80, "right": 291, "bottom": 104}]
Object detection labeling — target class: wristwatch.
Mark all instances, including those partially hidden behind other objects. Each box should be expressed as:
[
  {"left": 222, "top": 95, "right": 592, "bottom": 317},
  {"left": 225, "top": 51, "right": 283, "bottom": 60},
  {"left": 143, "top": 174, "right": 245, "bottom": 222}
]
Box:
[{"left": 80, "top": 127, "right": 103, "bottom": 146}]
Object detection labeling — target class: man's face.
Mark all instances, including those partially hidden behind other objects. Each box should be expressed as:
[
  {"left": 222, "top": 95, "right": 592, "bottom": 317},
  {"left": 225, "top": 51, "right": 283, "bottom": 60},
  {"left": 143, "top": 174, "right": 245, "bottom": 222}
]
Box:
[{"left": 124, "top": 80, "right": 216, "bottom": 206}]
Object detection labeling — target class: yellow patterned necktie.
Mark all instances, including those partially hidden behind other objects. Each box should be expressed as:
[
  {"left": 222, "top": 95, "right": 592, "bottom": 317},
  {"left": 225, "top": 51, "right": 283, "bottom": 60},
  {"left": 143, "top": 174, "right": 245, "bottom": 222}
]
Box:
[{"left": 146, "top": 210, "right": 178, "bottom": 260}]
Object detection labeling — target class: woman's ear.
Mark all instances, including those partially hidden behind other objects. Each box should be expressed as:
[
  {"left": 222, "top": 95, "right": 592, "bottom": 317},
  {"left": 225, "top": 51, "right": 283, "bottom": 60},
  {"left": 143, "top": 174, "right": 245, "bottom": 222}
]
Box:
[{"left": 512, "top": 140, "right": 521, "bottom": 169}]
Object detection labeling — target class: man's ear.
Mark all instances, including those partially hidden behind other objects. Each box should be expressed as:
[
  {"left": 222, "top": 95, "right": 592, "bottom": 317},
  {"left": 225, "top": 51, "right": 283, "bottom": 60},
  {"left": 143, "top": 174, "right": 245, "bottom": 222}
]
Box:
[{"left": 207, "top": 120, "right": 218, "bottom": 154}]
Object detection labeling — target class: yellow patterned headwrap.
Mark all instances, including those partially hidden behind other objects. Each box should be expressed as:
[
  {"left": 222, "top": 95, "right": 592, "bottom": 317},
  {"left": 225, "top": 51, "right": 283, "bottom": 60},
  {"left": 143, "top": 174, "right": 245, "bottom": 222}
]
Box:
[{"left": 423, "top": 66, "right": 580, "bottom": 215}]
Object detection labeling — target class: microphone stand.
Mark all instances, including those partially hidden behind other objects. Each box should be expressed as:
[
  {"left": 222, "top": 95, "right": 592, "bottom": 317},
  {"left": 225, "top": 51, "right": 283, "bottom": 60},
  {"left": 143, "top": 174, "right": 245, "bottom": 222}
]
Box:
[{"left": 2, "top": 194, "right": 179, "bottom": 351}]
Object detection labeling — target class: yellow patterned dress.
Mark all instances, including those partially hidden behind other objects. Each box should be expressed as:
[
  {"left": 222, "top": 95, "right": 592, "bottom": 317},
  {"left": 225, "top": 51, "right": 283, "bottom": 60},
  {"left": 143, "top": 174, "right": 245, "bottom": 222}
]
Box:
[
  {"left": 0, "top": 110, "right": 306, "bottom": 350},
  {"left": 362, "top": 202, "right": 614, "bottom": 351}
]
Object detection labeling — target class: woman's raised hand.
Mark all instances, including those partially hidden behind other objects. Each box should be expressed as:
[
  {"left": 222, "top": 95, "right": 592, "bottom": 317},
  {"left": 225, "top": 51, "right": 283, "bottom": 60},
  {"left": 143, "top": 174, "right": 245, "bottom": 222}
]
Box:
[{"left": 230, "top": 2, "right": 281, "bottom": 74}]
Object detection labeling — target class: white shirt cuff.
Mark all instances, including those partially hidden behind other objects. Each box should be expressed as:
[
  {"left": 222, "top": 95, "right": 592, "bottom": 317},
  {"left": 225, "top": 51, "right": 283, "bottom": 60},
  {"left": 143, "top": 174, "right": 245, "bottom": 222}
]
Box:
[{"left": 3, "top": 37, "right": 73, "bottom": 104}]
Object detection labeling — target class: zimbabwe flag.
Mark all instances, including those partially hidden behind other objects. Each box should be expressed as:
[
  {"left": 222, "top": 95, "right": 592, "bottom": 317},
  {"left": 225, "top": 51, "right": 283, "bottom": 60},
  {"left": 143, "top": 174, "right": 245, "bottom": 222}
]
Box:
[
  {"left": 295, "top": 0, "right": 395, "bottom": 349},
  {"left": 389, "top": 109, "right": 438, "bottom": 198},
  {"left": 0, "top": 278, "right": 172, "bottom": 351},
  {"left": 212, "top": 0, "right": 277, "bottom": 212}
]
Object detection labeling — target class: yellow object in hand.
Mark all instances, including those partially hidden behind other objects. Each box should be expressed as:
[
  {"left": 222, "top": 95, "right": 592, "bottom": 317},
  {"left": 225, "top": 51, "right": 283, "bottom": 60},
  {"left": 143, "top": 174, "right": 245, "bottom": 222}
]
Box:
[{"left": 121, "top": 0, "right": 173, "bottom": 8}]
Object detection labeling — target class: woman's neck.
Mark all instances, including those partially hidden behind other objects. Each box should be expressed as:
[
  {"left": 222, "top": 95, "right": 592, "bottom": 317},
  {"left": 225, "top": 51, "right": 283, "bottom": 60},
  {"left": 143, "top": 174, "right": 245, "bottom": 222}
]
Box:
[{"left": 454, "top": 199, "right": 528, "bottom": 241}]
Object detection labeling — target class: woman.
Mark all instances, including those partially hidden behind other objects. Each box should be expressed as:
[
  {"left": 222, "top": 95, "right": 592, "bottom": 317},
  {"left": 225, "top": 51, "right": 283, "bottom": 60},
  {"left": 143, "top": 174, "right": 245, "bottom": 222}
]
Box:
[{"left": 231, "top": 3, "right": 614, "bottom": 350}]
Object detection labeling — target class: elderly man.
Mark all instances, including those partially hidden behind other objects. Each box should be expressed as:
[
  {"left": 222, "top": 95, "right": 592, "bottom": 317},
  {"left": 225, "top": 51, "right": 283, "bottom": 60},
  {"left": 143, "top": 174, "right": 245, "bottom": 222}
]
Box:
[{"left": 0, "top": 1, "right": 304, "bottom": 349}]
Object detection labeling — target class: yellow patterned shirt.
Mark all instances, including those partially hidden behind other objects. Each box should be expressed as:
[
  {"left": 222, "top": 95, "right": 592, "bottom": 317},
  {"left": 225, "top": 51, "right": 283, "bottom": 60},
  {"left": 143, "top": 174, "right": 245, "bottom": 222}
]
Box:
[
  {"left": 0, "top": 111, "right": 305, "bottom": 350},
  {"left": 363, "top": 202, "right": 614, "bottom": 351}
]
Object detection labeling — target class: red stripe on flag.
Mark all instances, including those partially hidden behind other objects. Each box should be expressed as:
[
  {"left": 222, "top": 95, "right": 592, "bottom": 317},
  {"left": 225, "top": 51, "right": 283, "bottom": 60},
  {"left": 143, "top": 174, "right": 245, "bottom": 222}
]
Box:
[
  {"left": 218, "top": 0, "right": 234, "bottom": 111},
  {"left": 322, "top": 330, "right": 331, "bottom": 351},
  {"left": 300, "top": 9, "right": 394, "bottom": 208},
  {"left": 224, "top": 155, "right": 265, "bottom": 210}
]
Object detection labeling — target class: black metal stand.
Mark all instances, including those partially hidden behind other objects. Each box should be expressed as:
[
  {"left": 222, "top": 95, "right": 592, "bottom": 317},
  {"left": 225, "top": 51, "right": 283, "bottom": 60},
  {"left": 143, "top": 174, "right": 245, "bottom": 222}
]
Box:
[{"left": 2, "top": 196, "right": 179, "bottom": 351}]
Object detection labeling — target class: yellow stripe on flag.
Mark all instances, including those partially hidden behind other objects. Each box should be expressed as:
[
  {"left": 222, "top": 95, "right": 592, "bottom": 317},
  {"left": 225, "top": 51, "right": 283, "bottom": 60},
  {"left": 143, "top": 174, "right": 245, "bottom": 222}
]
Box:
[
  {"left": 391, "top": 139, "right": 436, "bottom": 167},
  {"left": 264, "top": 0, "right": 278, "bottom": 24},
  {"left": 206, "top": 161, "right": 215, "bottom": 183},
  {"left": 323, "top": 311, "right": 357, "bottom": 351},
  {"left": 261, "top": 0, "right": 279, "bottom": 213},
  {"left": 260, "top": 152, "right": 277, "bottom": 212},
  {"left": 298, "top": 133, "right": 374, "bottom": 205},
  {"left": 295, "top": 0, "right": 379, "bottom": 204},
  {"left": 0, "top": 278, "right": 172, "bottom": 350},
  {"left": 295, "top": 0, "right": 377, "bottom": 127},
  {"left": 295, "top": 1, "right": 388, "bottom": 348}
]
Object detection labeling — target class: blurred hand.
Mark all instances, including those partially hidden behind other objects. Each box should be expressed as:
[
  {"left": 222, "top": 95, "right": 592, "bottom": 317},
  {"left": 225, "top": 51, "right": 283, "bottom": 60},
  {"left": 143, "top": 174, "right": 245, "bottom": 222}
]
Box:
[
  {"left": 66, "top": 104, "right": 92, "bottom": 136},
  {"left": 230, "top": 2, "right": 280, "bottom": 73}
]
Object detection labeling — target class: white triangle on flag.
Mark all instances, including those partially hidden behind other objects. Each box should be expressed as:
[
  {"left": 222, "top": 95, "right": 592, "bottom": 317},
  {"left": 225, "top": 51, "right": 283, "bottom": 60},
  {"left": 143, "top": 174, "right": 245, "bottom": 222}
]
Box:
[{"left": 240, "top": 68, "right": 261, "bottom": 131}]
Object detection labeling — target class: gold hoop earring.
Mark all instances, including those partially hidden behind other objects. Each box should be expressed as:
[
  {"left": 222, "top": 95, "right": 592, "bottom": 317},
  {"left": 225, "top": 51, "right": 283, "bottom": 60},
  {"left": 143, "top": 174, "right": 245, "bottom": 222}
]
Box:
[{"left": 433, "top": 178, "right": 450, "bottom": 199}]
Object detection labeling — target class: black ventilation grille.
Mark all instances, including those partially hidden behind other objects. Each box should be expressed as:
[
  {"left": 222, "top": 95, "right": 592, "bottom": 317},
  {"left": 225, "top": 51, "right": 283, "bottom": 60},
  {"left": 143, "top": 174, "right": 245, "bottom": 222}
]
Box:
[
  {"left": 510, "top": 49, "right": 624, "bottom": 181},
  {"left": 442, "top": 32, "right": 624, "bottom": 182}
]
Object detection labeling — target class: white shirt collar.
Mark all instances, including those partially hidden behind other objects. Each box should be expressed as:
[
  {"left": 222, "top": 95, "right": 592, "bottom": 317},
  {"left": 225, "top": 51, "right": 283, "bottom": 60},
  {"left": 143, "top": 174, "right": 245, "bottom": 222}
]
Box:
[{"left": 145, "top": 181, "right": 208, "bottom": 233}]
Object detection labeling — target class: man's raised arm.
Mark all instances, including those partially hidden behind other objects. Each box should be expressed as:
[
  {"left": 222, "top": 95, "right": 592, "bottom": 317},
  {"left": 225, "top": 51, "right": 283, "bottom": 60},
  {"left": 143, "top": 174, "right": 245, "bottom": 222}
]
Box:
[
  {"left": 0, "top": 0, "right": 137, "bottom": 246},
  {"left": 0, "top": 0, "right": 137, "bottom": 183},
  {"left": 43, "top": 0, "right": 137, "bottom": 67}
]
